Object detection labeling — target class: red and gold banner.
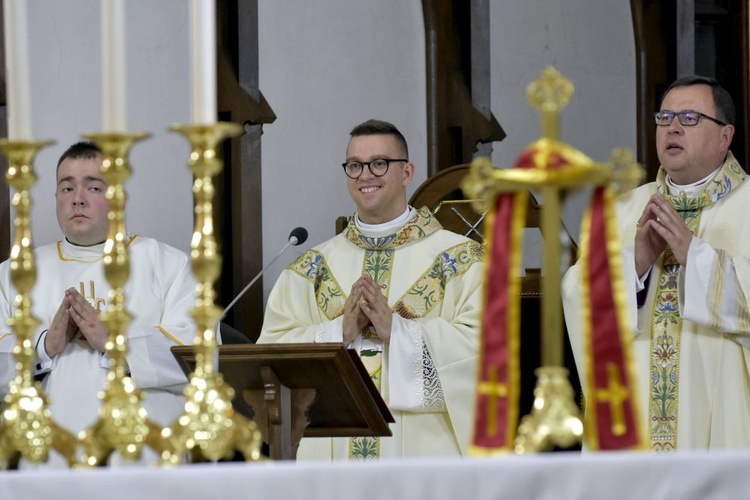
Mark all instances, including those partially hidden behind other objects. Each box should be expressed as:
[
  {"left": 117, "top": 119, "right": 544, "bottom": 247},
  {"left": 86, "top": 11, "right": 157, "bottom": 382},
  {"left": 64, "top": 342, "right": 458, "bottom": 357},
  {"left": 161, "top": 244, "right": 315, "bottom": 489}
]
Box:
[
  {"left": 469, "top": 191, "right": 525, "bottom": 454},
  {"left": 579, "top": 186, "right": 643, "bottom": 449}
]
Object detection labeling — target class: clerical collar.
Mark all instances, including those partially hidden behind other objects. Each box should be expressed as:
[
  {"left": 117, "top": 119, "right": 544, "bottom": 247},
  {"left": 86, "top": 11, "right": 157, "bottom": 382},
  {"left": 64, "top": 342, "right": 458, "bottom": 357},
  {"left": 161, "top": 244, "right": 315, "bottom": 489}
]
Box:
[
  {"left": 355, "top": 206, "right": 415, "bottom": 238},
  {"left": 65, "top": 237, "right": 107, "bottom": 248},
  {"left": 665, "top": 166, "right": 721, "bottom": 197},
  {"left": 58, "top": 238, "right": 107, "bottom": 263},
  {"left": 57, "top": 234, "right": 137, "bottom": 263}
]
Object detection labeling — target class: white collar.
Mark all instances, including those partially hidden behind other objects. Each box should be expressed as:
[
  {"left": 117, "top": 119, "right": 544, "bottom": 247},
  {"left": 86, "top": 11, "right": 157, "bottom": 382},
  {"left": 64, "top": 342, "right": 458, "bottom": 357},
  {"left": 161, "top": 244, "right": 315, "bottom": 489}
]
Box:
[
  {"left": 58, "top": 238, "right": 107, "bottom": 262},
  {"left": 666, "top": 166, "right": 722, "bottom": 197},
  {"left": 355, "top": 206, "right": 415, "bottom": 238}
]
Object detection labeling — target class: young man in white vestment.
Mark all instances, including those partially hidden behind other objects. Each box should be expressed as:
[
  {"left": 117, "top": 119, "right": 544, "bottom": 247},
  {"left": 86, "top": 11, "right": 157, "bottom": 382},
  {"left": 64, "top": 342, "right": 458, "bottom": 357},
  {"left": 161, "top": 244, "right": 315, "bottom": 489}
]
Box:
[
  {"left": 0, "top": 142, "right": 197, "bottom": 466},
  {"left": 563, "top": 76, "right": 750, "bottom": 450},
  {"left": 259, "top": 120, "right": 485, "bottom": 460}
]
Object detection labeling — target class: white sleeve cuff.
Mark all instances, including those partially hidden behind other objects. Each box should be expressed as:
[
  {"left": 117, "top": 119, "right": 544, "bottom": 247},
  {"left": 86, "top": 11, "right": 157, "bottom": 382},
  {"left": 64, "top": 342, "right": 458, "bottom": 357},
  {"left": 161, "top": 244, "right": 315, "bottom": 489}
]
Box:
[
  {"left": 636, "top": 267, "right": 652, "bottom": 291},
  {"left": 99, "top": 351, "right": 130, "bottom": 374},
  {"left": 314, "top": 316, "right": 346, "bottom": 344},
  {"left": 386, "top": 315, "right": 423, "bottom": 409},
  {"left": 622, "top": 247, "right": 644, "bottom": 334},
  {"left": 33, "top": 330, "right": 55, "bottom": 375}
]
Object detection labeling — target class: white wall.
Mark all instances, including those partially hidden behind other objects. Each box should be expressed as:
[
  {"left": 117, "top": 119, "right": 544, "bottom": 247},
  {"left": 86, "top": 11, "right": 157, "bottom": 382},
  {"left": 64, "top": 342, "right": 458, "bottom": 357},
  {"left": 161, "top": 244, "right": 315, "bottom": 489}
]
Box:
[{"left": 27, "top": 0, "right": 193, "bottom": 253}]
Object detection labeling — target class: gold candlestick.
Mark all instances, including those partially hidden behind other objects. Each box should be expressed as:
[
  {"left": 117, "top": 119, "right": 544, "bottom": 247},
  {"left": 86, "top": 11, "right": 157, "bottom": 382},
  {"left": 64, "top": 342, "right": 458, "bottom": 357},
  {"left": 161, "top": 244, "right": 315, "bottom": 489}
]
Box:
[
  {"left": 0, "top": 139, "right": 78, "bottom": 468},
  {"left": 162, "top": 123, "right": 261, "bottom": 463},
  {"left": 77, "top": 132, "right": 168, "bottom": 466}
]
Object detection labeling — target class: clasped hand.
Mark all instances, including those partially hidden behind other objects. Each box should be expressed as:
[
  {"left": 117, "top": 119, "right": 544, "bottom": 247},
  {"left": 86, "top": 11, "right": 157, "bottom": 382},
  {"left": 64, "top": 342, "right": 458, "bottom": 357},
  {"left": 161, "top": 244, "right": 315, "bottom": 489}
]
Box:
[
  {"left": 342, "top": 275, "right": 393, "bottom": 345},
  {"left": 634, "top": 194, "right": 693, "bottom": 276},
  {"left": 44, "top": 288, "right": 109, "bottom": 357}
]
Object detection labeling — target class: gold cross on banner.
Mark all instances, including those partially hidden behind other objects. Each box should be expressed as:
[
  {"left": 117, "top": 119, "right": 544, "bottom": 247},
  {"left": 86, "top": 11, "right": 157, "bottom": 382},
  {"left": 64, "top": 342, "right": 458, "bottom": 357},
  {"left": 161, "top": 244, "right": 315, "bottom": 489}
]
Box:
[
  {"left": 477, "top": 365, "right": 508, "bottom": 437},
  {"left": 595, "top": 362, "right": 630, "bottom": 436}
]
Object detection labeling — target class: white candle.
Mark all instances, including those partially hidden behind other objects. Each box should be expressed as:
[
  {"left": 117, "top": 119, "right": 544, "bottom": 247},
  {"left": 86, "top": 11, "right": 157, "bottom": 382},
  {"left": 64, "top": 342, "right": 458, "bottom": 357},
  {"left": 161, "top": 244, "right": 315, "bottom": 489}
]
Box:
[
  {"left": 190, "top": 0, "right": 217, "bottom": 123},
  {"left": 102, "top": 0, "right": 126, "bottom": 130},
  {"left": 3, "top": 0, "right": 32, "bottom": 140}
]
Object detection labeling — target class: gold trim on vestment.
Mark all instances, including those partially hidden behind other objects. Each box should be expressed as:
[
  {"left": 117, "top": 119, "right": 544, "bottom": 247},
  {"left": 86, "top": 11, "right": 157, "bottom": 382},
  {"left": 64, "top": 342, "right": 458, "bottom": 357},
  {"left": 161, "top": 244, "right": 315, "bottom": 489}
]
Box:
[
  {"left": 157, "top": 325, "right": 184, "bottom": 346},
  {"left": 56, "top": 234, "right": 138, "bottom": 263}
]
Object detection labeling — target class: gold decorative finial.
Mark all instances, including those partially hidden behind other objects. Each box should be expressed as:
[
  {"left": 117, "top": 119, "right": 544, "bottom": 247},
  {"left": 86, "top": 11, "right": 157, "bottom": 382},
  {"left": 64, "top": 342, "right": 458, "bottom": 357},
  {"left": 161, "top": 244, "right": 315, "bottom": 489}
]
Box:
[
  {"left": 464, "top": 157, "right": 497, "bottom": 215},
  {"left": 527, "top": 66, "right": 574, "bottom": 112},
  {"left": 608, "top": 147, "right": 644, "bottom": 195},
  {"left": 527, "top": 66, "right": 574, "bottom": 139},
  {"left": 0, "top": 139, "right": 78, "bottom": 468}
]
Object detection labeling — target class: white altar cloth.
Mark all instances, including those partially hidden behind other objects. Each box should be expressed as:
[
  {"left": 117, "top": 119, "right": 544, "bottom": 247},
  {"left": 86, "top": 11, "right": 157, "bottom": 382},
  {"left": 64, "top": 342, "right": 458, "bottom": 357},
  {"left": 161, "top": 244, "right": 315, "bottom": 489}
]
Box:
[{"left": 0, "top": 450, "right": 747, "bottom": 500}]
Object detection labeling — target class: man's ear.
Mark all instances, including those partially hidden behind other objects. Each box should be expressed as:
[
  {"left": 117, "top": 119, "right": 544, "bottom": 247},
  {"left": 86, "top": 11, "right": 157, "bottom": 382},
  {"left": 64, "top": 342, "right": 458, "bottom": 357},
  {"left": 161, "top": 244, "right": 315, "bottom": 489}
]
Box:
[
  {"left": 402, "top": 162, "right": 415, "bottom": 187},
  {"left": 720, "top": 124, "right": 735, "bottom": 153}
]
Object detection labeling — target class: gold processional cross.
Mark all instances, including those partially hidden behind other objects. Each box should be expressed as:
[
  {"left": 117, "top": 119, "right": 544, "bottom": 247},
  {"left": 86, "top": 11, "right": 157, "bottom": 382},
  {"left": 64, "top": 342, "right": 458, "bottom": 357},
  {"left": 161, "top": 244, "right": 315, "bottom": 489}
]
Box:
[{"left": 464, "top": 66, "right": 642, "bottom": 452}]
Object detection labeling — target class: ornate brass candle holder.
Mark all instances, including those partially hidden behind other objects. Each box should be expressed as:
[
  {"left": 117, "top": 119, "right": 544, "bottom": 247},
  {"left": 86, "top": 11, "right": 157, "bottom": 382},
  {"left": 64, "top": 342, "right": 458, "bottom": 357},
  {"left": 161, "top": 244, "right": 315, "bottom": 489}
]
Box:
[
  {"left": 76, "top": 132, "right": 169, "bottom": 466},
  {"left": 0, "top": 139, "right": 78, "bottom": 468},
  {"left": 162, "top": 123, "right": 261, "bottom": 463}
]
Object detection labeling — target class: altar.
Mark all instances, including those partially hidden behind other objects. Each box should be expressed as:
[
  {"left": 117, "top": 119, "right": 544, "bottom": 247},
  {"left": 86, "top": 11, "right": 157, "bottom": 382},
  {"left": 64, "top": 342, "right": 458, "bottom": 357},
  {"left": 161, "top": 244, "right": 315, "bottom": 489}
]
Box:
[{"left": 0, "top": 451, "right": 748, "bottom": 500}]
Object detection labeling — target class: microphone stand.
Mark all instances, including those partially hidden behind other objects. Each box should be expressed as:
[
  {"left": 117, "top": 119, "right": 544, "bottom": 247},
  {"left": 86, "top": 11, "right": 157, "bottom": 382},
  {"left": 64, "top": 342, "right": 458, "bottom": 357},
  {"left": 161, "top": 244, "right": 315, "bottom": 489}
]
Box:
[
  {"left": 216, "top": 229, "right": 307, "bottom": 347},
  {"left": 221, "top": 238, "right": 295, "bottom": 320}
]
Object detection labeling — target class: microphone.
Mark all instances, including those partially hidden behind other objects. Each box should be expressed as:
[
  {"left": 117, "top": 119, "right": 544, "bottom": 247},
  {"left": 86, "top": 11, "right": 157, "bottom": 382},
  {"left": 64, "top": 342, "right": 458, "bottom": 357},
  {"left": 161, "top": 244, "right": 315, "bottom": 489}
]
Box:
[
  {"left": 287, "top": 226, "right": 308, "bottom": 246},
  {"left": 220, "top": 227, "right": 308, "bottom": 320}
]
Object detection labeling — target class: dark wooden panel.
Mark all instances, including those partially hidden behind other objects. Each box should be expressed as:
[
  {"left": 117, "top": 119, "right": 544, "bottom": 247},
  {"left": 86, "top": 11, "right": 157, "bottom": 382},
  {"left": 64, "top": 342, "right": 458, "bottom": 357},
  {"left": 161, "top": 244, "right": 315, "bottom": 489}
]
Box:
[
  {"left": 422, "top": 0, "right": 506, "bottom": 175},
  {"left": 0, "top": 3, "right": 15, "bottom": 260},
  {"left": 216, "top": 0, "right": 276, "bottom": 342}
]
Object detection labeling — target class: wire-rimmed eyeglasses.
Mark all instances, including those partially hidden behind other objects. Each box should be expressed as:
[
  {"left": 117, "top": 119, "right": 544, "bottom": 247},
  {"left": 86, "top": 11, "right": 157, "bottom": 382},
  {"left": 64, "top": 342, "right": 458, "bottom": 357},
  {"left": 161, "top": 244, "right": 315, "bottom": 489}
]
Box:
[
  {"left": 654, "top": 110, "right": 727, "bottom": 127},
  {"left": 342, "top": 158, "right": 408, "bottom": 179}
]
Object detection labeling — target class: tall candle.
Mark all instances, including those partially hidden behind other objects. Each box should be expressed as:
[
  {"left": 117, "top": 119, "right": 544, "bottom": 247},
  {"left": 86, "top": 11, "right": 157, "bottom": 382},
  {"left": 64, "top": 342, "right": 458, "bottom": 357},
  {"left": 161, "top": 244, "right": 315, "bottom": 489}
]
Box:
[
  {"left": 190, "top": 0, "right": 217, "bottom": 123},
  {"left": 3, "top": 0, "right": 32, "bottom": 140},
  {"left": 102, "top": 0, "right": 126, "bottom": 130}
]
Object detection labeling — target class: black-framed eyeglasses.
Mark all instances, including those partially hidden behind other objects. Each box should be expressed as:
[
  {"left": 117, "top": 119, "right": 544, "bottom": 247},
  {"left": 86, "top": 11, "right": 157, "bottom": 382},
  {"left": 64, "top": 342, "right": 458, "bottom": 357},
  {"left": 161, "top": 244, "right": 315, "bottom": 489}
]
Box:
[
  {"left": 654, "top": 110, "right": 727, "bottom": 127},
  {"left": 342, "top": 158, "right": 408, "bottom": 179}
]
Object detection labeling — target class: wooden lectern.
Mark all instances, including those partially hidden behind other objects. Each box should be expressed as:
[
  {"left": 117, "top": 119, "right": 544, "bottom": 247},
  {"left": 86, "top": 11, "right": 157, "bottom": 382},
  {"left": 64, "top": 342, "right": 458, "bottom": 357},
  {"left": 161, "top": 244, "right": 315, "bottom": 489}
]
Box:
[{"left": 171, "top": 343, "right": 394, "bottom": 460}]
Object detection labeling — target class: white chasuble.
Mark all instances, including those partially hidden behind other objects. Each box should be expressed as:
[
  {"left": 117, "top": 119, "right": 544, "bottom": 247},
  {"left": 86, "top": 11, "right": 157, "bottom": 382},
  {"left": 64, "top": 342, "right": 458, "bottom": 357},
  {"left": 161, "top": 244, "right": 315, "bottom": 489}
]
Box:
[
  {"left": 259, "top": 207, "right": 485, "bottom": 460},
  {"left": 0, "top": 236, "right": 197, "bottom": 465},
  {"left": 563, "top": 152, "right": 750, "bottom": 450}
]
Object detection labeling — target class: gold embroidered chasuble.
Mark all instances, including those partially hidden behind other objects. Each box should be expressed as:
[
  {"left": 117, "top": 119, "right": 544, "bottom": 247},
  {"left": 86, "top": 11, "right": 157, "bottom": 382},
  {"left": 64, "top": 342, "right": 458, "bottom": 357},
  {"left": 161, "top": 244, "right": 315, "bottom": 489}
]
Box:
[
  {"left": 563, "top": 152, "right": 750, "bottom": 449},
  {"left": 259, "top": 207, "right": 485, "bottom": 459}
]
